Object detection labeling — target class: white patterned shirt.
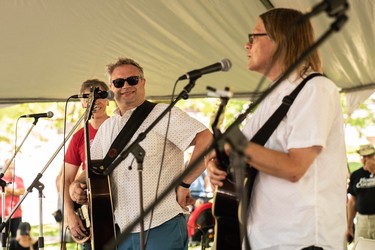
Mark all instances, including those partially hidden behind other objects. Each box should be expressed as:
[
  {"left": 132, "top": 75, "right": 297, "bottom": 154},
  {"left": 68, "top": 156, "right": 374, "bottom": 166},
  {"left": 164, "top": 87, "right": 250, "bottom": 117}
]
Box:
[{"left": 90, "top": 103, "right": 207, "bottom": 233}]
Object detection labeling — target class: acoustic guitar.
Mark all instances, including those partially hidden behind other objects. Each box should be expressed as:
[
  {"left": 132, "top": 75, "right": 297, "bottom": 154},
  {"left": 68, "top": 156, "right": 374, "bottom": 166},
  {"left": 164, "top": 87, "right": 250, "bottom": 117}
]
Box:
[
  {"left": 86, "top": 159, "right": 116, "bottom": 249},
  {"left": 211, "top": 131, "right": 242, "bottom": 249},
  {"left": 210, "top": 92, "right": 242, "bottom": 249},
  {"left": 83, "top": 88, "right": 117, "bottom": 249}
]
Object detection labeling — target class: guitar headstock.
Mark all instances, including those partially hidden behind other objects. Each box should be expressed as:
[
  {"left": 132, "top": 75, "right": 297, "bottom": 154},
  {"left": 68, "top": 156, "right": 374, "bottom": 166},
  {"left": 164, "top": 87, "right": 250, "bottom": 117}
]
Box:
[{"left": 83, "top": 87, "right": 98, "bottom": 123}]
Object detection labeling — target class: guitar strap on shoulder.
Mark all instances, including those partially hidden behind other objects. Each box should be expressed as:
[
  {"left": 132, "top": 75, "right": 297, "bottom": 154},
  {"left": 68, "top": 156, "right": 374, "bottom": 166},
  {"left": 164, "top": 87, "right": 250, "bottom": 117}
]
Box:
[
  {"left": 246, "top": 73, "right": 322, "bottom": 201},
  {"left": 102, "top": 100, "right": 157, "bottom": 168},
  {"left": 250, "top": 73, "right": 322, "bottom": 145},
  {"left": 242, "top": 73, "right": 322, "bottom": 250}
]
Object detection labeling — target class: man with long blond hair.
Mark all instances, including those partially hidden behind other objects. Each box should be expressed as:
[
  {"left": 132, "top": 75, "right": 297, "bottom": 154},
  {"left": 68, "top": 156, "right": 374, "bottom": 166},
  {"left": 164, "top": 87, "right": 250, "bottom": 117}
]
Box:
[{"left": 207, "top": 8, "right": 347, "bottom": 250}]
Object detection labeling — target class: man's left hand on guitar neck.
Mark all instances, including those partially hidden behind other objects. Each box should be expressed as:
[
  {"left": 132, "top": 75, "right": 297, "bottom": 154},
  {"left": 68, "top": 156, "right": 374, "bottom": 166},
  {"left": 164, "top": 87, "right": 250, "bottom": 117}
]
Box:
[{"left": 205, "top": 153, "right": 227, "bottom": 187}]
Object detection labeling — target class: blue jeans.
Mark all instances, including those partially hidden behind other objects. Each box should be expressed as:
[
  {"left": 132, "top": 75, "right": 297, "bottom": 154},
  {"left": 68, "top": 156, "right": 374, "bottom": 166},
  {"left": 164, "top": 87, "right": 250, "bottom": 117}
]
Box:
[{"left": 118, "top": 214, "right": 188, "bottom": 250}]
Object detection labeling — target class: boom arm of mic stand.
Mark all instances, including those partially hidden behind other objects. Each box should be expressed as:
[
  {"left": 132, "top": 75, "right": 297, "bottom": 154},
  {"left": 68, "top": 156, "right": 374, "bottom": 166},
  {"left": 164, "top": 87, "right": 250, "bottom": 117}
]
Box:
[
  {"left": 0, "top": 113, "right": 85, "bottom": 233},
  {"left": 0, "top": 118, "right": 39, "bottom": 180}
]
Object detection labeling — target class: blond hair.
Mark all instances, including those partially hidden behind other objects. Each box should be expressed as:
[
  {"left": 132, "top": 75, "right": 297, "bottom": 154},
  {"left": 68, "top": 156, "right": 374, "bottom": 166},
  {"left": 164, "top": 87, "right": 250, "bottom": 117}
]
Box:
[{"left": 260, "top": 8, "right": 322, "bottom": 77}]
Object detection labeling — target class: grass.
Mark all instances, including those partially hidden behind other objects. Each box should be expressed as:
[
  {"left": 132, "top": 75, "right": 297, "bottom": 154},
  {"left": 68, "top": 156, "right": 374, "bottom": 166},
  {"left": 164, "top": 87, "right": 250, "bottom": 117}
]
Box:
[{"left": 30, "top": 223, "right": 81, "bottom": 250}]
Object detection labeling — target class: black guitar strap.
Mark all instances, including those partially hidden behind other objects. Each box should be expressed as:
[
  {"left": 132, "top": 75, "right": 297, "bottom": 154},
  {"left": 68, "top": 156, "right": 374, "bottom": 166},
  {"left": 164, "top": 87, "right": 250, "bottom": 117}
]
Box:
[
  {"left": 248, "top": 73, "right": 322, "bottom": 198},
  {"left": 102, "top": 100, "right": 157, "bottom": 168}
]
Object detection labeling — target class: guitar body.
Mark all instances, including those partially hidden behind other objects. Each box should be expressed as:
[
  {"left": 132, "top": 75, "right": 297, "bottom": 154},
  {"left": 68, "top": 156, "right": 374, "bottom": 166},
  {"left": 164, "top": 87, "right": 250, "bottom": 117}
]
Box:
[
  {"left": 212, "top": 177, "right": 242, "bottom": 250},
  {"left": 82, "top": 91, "right": 116, "bottom": 249},
  {"left": 87, "top": 159, "right": 117, "bottom": 249}
]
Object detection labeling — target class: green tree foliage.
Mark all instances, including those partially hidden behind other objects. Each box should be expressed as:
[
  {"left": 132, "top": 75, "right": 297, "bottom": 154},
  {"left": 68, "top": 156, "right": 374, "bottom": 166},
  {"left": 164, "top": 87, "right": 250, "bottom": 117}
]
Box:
[
  {"left": 0, "top": 93, "right": 373, "bottom": 153},
  {"left": 0, "top": 102, "right": 82, "bottom": 149},
  {"left": 342, "top": 94, "right": 375, "bottom": 138}
]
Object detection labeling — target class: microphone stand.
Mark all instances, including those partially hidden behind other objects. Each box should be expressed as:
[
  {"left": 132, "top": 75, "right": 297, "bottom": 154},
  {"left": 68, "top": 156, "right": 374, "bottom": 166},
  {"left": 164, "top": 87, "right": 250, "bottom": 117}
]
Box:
[
  {"left": 104, "top": 10, "right": 348, "bottom": 250},
  {"left": 0, "top": 113, "right": 85, "bottom": 249},
  {"left": 0, "top": 117, "right": 40, "bottom": 249},
  {"left": 132, "top": 145, "right": 146, "bottom": 250}
]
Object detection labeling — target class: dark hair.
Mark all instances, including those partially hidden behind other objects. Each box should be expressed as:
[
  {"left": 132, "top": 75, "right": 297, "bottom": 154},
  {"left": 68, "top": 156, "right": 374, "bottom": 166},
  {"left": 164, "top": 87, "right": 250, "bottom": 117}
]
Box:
[
  {"left": 260, "top": 8, "right": 322, "bottom": 77},
  {"left": 79, "top": 79, "right": 109, "bottom": 94},
  {"left": 18, "top": 222, "right": 31, "bottom": 236}
]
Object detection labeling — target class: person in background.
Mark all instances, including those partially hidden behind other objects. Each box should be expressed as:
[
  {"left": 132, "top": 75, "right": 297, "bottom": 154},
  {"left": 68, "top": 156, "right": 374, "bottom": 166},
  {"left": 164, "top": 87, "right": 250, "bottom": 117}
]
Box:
[
  {"left": 59, "top": 79, "right": 110, "bottom": 249},
  {"left": 189, "top": 170, "right": 211, "bottom": 204},
  {"left": 346, "top": 144, "right": 375, "bottom": 243},
  {"left": 0, "top": 159, "right": 25, "bottom": 240},
  {"left": 69, "top": 57, "right": 212, "bottom": 249},
  {"left": 206, "top": 8, "right": 347, "bottom": 250},
  {"left": 9, "top": 222, "right": 38, "bottom": 250}
]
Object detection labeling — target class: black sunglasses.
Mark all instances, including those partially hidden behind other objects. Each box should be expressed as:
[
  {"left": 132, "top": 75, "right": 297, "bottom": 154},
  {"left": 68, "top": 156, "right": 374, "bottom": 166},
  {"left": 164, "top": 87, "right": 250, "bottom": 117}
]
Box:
[{"left": 112, "top": 76, "right": 142, "bottom": 88}]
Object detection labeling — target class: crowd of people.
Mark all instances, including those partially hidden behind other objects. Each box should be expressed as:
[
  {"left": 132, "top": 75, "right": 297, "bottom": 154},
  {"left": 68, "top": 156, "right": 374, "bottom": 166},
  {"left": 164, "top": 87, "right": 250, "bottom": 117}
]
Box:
[{"left": 2, "top": 5, "right": 374, "bottom": 250}]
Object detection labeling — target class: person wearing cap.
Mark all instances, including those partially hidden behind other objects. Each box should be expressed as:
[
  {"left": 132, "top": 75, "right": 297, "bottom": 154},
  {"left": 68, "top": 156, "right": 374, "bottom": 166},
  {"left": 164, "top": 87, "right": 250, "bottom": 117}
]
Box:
[
  {"left": 8, "top": 222, "right": 38, "bottom": 250},
  {"left": 346, "top": 144, "right": 375, "bottom": 243}
]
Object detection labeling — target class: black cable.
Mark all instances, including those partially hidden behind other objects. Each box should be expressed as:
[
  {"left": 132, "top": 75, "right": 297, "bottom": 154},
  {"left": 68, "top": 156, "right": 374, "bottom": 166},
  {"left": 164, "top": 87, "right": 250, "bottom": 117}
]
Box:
[{"left": 144, "top": 79, "right": 179, "bottom": 248}]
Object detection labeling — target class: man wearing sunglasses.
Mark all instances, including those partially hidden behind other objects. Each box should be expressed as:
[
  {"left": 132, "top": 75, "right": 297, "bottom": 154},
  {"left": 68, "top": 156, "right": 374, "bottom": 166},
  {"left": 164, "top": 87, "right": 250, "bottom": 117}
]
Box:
[{"left": 70, "top": 57, "right": 212, "bottom": 249}]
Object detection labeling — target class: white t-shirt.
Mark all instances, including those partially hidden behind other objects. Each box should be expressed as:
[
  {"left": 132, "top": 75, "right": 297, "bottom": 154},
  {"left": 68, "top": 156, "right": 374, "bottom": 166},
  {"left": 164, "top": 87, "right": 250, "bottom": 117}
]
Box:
[
  {"left": 90, "top": 103, "right": 207, "bottom": 233},
  {"left": 242, "top": 73, "right": 347, "bottom": 250}
]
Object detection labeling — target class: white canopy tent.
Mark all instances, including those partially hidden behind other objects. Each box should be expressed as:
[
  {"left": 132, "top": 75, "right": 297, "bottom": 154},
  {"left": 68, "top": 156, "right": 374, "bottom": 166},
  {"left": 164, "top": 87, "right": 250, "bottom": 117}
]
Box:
[{"left": 0, "top": 0, "right": 374, "bottom": 114}]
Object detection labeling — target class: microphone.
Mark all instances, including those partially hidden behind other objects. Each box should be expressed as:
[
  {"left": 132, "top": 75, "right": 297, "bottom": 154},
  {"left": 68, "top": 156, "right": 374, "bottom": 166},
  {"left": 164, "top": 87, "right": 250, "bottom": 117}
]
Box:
[
  {"left": 71, "top": 90, "right": 114, "bottom": 100},
  {"left": 178, "top": 58, "right": 232, "bottom": 80},
  {"left": 20, "top": 111, "right": 54, "bottom": 118}
]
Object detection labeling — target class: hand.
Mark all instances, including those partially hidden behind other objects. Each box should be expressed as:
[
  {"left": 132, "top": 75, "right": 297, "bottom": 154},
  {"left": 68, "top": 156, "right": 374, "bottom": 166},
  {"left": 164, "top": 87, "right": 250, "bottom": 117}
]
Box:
[
  {"left": 205, "top": 152, "right": 227, "bottom": 187},
  {"left": 68, "top": 213, "right": 88, "bottom": 240},
  {"left": 176, "top": 186, "right": 195, "bottom": 211},
  {"left": 345, "top": 227, "right": 354, "bottom": 243},
  {"left": 69, "top": 182, "right": 88, "bottom": 205}
]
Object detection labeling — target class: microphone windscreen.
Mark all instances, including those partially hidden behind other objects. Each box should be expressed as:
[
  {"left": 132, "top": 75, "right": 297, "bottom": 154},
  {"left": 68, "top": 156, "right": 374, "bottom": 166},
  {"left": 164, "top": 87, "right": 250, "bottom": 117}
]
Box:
[
  {"left": 106, "top": 90, "right": 115, "bottom": 100},
  {"left": 47, "top": 111, "right": 54, "bottom": 118},
  {"left": 221, "top": 58, "right": 232, "bottom": 72}
]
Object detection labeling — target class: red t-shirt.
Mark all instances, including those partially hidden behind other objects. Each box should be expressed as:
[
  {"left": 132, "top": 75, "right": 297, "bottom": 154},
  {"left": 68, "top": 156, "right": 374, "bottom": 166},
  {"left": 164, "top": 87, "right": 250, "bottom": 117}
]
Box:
[
  {"left": 65, "top": 123, "right": 98, "bottom": 170},
  {"left": 0, "top": 176, "right": 24, "bottom": 218}
]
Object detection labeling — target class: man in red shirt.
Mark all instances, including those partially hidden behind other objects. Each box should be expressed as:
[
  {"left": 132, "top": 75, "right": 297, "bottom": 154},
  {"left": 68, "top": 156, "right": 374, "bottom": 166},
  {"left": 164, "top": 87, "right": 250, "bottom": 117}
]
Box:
[{"left": 58, "top": 79, "right": 110, "bottom": 249}]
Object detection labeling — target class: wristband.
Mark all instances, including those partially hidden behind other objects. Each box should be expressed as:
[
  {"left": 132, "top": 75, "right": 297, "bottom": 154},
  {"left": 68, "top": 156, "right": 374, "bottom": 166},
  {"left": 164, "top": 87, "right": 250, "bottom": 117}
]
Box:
[{"left": 179, "top": 181, "right": 191, "bottom": 188}]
